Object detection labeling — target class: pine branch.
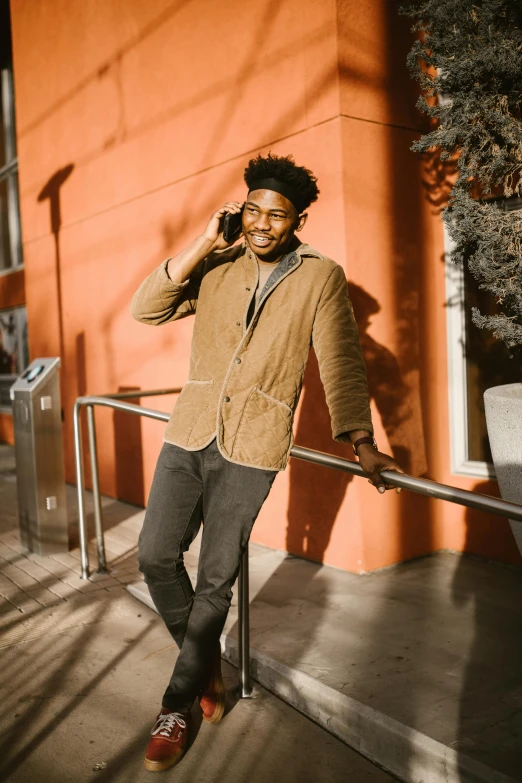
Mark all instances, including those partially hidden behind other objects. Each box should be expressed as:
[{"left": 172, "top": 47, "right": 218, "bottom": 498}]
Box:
[{"left": 401, "top": 0, "right": 522, "bottom": 351}]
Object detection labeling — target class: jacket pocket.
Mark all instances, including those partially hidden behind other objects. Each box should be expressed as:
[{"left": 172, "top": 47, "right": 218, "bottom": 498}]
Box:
[
  {"left": 166, "top": 380, "right": 214, "bottom": 446},
  {"left": 231, "top": 387, "right": 293, "bottom": 469}
]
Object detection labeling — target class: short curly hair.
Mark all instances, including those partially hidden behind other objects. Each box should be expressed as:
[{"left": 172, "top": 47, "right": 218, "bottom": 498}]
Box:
[{"left": 243, "top": 153, "right": 320, "bottom": 213}]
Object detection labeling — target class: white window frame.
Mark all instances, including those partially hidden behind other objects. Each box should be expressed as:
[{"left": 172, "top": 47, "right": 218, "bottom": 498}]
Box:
[{"left": 444, "top": 223, "right": 495, "bottom": 479}]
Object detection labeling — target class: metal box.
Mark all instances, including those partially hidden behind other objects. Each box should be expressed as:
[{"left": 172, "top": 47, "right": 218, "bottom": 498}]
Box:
[{"left": 11, "top": 357, "right": 68, "bottom": 554}]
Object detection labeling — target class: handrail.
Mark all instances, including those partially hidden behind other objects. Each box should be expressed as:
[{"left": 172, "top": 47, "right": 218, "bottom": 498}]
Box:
[
  {"left": 103, "top": 388, "right": 181, "bottom": 400},
  {"left": 73, "top": 392, "right": 176, "bottom": 579},
  {"left": 73, "top": 392, "right": 522, "bottom": 697},
  {"left": 290, "top": 446, "right": 522, "bottom": 521}
]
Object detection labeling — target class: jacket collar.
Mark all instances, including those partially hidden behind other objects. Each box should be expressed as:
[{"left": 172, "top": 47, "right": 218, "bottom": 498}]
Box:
[
  {"left": 240, "top": 241, "right": 323, "bottom": 311},
  {"left": 293, "top": 243, "right": 323, "bottom": 260}
]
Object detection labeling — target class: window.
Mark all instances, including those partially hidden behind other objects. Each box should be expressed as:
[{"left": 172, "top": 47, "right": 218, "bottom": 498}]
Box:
[
  {"left": 445, "top": 204, "right": 521, "bottom": 477},
  {"left": 0, "top": 305, "right": 28, "bottom": 409},
  {"left": 0, "top": 66, "right": 22, "bottom": 272},
  {"left": 0, "top": 5, "right": 27, "bottom": 412}
]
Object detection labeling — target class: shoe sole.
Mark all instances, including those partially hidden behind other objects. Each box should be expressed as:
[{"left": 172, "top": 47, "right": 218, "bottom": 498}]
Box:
[
  {"left": 201, "top": 663, "right": 226, "bottom": 724},
  {"left": 203, "top": 695, "right": 225, "bottom": 724},
  {"left": 143, "top": 750, "right": 185, "bottom": 772}
]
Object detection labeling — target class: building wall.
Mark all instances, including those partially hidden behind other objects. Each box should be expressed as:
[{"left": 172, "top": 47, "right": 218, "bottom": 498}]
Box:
[{"left": 9, "top": 0, "right": 521, "bottom": 571}]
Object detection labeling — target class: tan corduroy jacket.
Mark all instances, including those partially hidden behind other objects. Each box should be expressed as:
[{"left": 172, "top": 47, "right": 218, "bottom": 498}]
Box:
[{"left": 131, "top": 242, "right": 373, "bottom": 471}]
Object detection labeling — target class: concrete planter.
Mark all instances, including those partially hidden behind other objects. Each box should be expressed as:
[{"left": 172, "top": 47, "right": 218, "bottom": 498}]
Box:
[{"left": 484, "top": 383, "right": 522, "bottom": 555}]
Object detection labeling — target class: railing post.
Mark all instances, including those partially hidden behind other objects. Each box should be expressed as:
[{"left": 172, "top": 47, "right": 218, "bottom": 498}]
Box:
[
  {"left": 238, "top": 546, "right": 252, "bottom": 698},
  {"left": 73, "top": 400, "right": 90, "bottom": 579},
  {"left": 86, "top": 404, "right": 108, "bottom": 574}
]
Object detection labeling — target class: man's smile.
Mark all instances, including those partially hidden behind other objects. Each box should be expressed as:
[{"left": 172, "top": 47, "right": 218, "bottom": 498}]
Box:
[{"left": 249, "top": 232, "right": 274, "bottom": 247}]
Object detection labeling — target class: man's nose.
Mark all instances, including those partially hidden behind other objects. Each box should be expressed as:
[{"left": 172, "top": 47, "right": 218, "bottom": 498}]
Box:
[{"left": 253, "top": 213, "right": 270, "bottom": 230}]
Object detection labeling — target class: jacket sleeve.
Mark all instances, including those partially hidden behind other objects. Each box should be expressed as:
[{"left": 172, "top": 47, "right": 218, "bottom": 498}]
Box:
[
  {"left": 130, "top": 257, "right": 206, "bottom": 325},
  {"left": 312, "top": 264, "right": 374, "bottom": 440}
]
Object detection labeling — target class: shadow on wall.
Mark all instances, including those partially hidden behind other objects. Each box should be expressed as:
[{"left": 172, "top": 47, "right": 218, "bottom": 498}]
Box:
[
  {"left": 461, "top": 480, "right": 522, "bottom": 567},
  {"left": 420, "top": 147, "right": 458, "bottom": 213},
  {"left": 113, "top": 387, "right": 145, "bottom": 507},
  {"left": 37, "top": 165, "right": 75, "bottom": 367},
  {"left": 37, "top": 164, "right": 75, "bottom": 461},
  {"left": 286, "top": 282, "right": 413, "bottom": 564},
  {"left": 36, "top": 168, "right": 144, "bottom": 505}
]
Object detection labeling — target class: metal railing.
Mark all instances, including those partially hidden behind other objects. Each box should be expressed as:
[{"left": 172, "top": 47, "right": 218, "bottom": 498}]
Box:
[
  {"left": 73, "top": 391, "right": 522, "bottom": 697},
  {"left": 73, "top": 389, "right": 179, "bottom": 577}
]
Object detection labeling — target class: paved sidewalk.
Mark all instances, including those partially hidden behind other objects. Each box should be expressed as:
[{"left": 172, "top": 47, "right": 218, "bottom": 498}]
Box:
[
  {"left": 0, "top": 445, "right": 393, "bottom": 783},
  {"left": 0, "top": 587, "right": 395, "bottom": 783},
  {"left": 0, "top": 445, "right": 143, "bottom": 614}
]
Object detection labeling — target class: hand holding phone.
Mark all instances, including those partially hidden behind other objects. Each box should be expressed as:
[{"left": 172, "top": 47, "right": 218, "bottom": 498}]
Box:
[
  {"left": 222, "top": 205, "right": 244, "bottom": 244},
  {"left": 202, "top": 202, "right": 244, "bottom": 250}
]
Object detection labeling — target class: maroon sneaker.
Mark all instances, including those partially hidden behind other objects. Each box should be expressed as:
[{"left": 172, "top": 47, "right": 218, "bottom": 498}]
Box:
[
  {"left": 199, "top": 647, "right": 226, "bottom": 724},
  {"left": 144, "top": 708, "right": 189, "bottom": 771}
]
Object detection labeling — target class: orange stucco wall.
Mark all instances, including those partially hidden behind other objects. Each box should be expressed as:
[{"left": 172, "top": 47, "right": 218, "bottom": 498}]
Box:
[{"left": 9, "top": 0, "right": 521, "bottom": 572}]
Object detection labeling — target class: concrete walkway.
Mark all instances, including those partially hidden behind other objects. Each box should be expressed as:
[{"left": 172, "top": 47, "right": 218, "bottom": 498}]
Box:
[
  {"left": 0, "top": 586, "right": 394, "bottom": 783},
  {"left": 2, "top": 444, "right": 522, "bottom": 782}
]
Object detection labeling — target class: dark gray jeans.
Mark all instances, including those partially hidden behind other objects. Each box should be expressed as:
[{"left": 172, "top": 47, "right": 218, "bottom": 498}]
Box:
[{"left": 138, "top": 438, "right": 277, "bottom": 713}]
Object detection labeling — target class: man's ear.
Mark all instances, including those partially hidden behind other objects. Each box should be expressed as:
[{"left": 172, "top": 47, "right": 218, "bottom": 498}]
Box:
[{"left": 296, "top": 213, "right": 308, "bottom": 232}]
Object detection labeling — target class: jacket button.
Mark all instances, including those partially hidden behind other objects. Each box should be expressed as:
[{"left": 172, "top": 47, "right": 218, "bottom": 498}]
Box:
[
  {"left": 224, "top": 396, "right": 230, "bottom": 402},
  {"left": 236, "top": 321, "right": 241, "bottom": 326},
  {"left": 235, "top": 358, "right": 241, "bottom": 364},
  {"left": 246, "top": 287, "right": 251, "bottom": 292}
]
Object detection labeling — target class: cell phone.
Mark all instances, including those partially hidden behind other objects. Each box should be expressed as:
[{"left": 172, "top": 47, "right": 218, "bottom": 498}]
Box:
[{"left": 222, "top": 206, "right": 244, "bottom": 243}]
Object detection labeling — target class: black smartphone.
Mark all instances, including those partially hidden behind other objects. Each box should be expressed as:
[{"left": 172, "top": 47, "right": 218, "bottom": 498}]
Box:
[{"left": 222, "top": 206, "right": 244, "bottom": 243}]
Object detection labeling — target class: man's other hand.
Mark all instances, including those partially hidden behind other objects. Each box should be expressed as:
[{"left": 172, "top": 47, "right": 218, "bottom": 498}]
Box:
[{"left": 356, "top": 444, "right": 404, "bottom": 494}]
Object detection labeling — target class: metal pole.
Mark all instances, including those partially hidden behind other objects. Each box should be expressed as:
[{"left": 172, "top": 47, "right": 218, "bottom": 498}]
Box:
[
  {"left": 86, "top": 404, "right": 108, "bottom": 574},
  {"left": 75, "top": 396, "right": 170, "bottom": 423},
  {"left": 103, "top": 387, "right": 181, "bottom": 400},
  {"left": 73, "top": 400, "right": 90, "bottom": 579},
  {"left": 238, "top": 547, "right": 252, "bottom": 698},
  {"left": 290, "top": 445, "right": 522, "bottom": 524},
  {"left": 73, "top": 396, "right": 170, "bottom": 580}
]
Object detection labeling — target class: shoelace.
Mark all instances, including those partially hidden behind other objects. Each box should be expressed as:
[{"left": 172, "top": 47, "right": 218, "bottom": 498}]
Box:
[{"left": 152, "top": 712, "right": 187, "bottom": 738}]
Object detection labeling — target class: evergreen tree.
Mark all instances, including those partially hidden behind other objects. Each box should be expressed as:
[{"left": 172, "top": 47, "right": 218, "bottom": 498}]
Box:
[{"left": 402, "top": 0, "right": 522, "bottom": 352}]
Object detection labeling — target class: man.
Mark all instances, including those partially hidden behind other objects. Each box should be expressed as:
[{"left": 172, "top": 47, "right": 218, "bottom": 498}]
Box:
[{"left": 131, "top": 153, "right": 402, "bottom": 771}]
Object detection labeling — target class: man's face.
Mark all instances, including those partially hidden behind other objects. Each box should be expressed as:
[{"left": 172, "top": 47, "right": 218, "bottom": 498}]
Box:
[{"left": 242, "top": 189, "right": 300, "bottom": 262}]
